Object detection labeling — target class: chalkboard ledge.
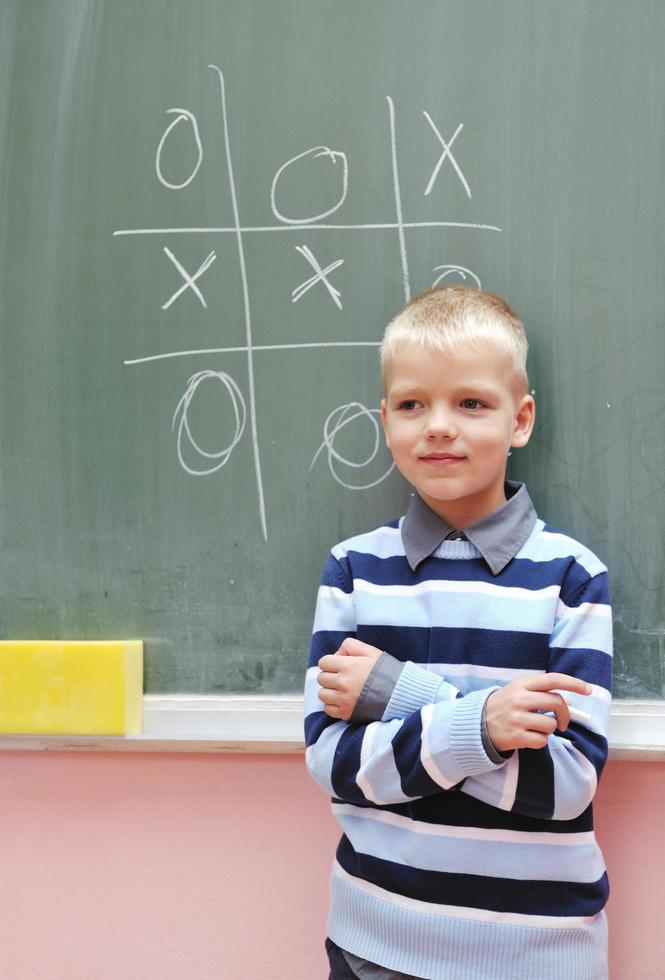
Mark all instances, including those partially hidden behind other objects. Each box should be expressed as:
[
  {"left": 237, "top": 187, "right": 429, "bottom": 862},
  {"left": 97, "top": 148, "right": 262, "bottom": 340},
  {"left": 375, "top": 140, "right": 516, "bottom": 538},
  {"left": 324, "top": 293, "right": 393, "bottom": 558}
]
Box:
[{"left": 0, "top": 696, "right": 663, "bottom": 758}]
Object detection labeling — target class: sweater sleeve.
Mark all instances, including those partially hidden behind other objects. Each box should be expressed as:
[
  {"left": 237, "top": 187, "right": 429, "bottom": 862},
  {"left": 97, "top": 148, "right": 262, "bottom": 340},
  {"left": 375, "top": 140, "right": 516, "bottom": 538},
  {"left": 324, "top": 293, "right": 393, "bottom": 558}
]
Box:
[
  {"left": 340, "top": 569, "right": 613, "bottom": 820},
  {"left": 460, "top": 569, "right": 613, "bottom": 819},
  {"left": 304, "top": 554, "right": 507, "bottom": 806}
]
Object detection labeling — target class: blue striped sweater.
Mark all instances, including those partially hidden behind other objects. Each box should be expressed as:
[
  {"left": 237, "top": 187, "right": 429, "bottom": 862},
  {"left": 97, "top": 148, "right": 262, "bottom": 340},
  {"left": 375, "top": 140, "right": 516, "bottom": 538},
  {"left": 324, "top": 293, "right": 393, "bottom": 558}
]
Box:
[{"left": 305, "top": 514, "right": 612, "bottom": 980}]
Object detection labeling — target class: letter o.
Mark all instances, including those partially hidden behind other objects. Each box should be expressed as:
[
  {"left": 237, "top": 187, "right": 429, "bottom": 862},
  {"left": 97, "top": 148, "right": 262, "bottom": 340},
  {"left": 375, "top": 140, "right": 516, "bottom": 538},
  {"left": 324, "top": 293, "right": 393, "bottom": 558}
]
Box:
[
  {"left": 172, "top": 370, "right": 247, "bottom": 476},
  {"left": 155, "top": 109, "right": 203, "bottom": 190},
  {"left": 270, "top": 146, "right": 348, "bottom": 225}
]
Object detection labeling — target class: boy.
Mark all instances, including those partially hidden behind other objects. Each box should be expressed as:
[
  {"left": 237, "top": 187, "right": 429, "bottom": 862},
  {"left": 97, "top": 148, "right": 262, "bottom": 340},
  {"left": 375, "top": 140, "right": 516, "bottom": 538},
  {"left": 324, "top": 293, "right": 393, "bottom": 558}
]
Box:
[{"left": 304, "top": 286, "right": 612, "bottom": 980}]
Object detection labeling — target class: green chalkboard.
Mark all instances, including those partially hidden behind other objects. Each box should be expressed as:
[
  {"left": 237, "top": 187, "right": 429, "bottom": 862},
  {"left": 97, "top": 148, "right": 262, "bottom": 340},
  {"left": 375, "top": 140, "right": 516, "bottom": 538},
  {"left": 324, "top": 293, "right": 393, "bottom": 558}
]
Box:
[{"left": 1, "top": 0, "right": 663, "bottom": 697}]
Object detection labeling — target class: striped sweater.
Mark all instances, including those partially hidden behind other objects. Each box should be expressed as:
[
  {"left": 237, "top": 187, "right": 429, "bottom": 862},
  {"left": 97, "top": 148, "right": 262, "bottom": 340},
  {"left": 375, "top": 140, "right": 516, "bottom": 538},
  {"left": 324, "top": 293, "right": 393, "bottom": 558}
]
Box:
[{"left": 305, "top": 512, "right": 612, "bottom": 980}]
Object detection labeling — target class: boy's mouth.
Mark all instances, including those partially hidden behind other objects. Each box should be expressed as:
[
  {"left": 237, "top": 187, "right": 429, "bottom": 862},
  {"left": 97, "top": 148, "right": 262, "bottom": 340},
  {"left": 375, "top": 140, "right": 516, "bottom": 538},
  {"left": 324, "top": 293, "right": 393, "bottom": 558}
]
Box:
[{"left": 420, "top": 453, "right": 465, "bottom": 463}]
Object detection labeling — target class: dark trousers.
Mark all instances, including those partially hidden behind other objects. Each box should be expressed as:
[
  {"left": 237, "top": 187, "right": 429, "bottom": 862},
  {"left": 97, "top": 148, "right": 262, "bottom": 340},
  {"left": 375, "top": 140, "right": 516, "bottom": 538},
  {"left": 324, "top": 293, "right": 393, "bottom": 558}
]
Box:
[
  {"left": 325, "top": 938, "right": 361, "bottom": 979},
  {"left": 325, "top": 938, "right": 428, "bottom": 980}
]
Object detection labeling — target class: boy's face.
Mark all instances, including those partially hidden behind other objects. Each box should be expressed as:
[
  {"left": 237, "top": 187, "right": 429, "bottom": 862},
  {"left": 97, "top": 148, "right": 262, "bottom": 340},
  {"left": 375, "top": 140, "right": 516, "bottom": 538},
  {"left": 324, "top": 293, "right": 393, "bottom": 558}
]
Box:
[{"left": 381, "top": 341, "right": 535, "bottom": 528}]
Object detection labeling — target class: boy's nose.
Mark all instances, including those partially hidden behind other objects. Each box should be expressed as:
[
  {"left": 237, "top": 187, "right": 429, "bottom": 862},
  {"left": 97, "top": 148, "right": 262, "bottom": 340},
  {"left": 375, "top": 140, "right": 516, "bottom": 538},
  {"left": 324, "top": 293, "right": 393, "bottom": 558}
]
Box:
[{"left": 424, "top": 407, "right": 457, "bottom": 439}]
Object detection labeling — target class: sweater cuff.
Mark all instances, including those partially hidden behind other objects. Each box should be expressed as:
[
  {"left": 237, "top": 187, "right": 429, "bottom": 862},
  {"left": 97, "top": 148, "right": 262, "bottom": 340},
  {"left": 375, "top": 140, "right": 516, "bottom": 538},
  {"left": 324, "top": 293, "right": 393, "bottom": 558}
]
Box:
[
  {"left": 451, "top": 687, "right": 507, "bottom": 775},
  {"left": 383, "top": 661, "right": 443, "bottom": 721}
]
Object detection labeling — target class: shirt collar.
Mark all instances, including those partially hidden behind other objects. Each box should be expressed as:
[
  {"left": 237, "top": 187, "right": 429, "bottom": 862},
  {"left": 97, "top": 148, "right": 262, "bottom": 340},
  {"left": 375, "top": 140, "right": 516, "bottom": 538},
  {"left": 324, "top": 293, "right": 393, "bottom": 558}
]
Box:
[{"left": 401, "top": 481, "right": 537, "bottom": 575}]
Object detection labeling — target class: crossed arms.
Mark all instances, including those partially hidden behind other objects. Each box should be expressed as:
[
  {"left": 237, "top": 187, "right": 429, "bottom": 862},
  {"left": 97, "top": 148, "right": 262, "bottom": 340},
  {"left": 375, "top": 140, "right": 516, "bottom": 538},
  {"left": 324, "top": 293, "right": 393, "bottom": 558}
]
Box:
[{"left": 304, "top": 555, "right": 612, "bottom": 821}]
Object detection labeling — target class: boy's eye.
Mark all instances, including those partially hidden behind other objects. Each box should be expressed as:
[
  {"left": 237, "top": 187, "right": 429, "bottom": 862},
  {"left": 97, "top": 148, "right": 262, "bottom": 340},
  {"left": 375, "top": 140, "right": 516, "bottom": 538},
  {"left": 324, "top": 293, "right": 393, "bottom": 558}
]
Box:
[
  {"left": 461, "top": 398, "right": 481, "bottom": 410},
  {"left": 397, "top": 399, "right": 418, "bottom": 411}
]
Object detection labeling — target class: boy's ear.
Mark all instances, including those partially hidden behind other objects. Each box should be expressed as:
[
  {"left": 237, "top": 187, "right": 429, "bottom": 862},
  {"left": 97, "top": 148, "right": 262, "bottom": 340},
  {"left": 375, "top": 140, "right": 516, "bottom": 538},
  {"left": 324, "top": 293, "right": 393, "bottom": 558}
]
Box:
[
  {"left": 511, "top": 394, "right": 536, "bottom": 448},
  {"left": 380, "top": 398, "right": 391, "bottom": 449}
]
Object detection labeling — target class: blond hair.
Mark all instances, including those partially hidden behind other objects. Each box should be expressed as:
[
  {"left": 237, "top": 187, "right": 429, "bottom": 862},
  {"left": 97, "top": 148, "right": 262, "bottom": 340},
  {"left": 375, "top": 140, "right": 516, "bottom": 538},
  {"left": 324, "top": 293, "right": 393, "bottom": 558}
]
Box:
[{"left": 380, "top": 285, "right": 529, "bottom": 396}]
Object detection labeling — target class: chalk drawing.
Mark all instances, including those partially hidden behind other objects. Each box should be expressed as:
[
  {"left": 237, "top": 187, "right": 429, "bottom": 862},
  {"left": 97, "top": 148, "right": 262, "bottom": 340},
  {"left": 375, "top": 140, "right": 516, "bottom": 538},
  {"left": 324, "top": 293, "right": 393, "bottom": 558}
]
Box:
[
  {"left": 155, "top": 109, "right": 203, "bottom": 190},
  {"left": 423, "top": 113, "right": 472, "bottom": 199},
  {"left": 172, "top": 370, "right": 246, "bottom": 475},
  {"left": 292, "top": 245, "right": 344, "bottom": 309},
  {"left": 310, "top": 402, "right": 396, "bottom": 490},
  {"left": 124, "top": 341, "right": 380, "bottom": 367},
  {"left": 115, "top": 220, "right": 501, "bottom": 237},
  {"left": 270, "top": 146, "right": 348, "bottom": 225},
  {"left": 209, "top": 64, "right": 268, "bottom": 540},
  {"left": 387, "top": 96, "right": 410, "bottom": 303},
  {"left": 115, "top": 68, "right": 502, "bottom": 537},
  {"left": 161, "top": 247, "right": 217, "bottom": 310},
  {"left": 432, "top": 264, "right": 482, "bottom": 289}
]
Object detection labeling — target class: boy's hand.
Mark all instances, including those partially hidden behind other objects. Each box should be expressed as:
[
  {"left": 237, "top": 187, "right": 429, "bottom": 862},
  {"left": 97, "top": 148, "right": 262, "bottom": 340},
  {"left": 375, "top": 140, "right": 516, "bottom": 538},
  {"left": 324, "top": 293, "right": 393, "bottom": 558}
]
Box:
[
  {"left": 485, "top": 673, "right": 592, "bottom": 752},
  {"left": 317, "top": 639, "right": 383, "bottom": 720}
]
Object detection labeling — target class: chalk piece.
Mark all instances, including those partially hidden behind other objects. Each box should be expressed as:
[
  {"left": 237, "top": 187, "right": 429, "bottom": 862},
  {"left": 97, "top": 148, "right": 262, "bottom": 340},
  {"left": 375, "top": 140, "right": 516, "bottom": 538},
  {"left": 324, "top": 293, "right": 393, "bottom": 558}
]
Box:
[
  {"left": 554, "top": 692, "right": 592, "bottom": 725},
  {"left": 0, "top": 641, "right": 143, "bottom": 735},
  {"left": 566, "top": 705, "right": 592, "bottom": 724}
]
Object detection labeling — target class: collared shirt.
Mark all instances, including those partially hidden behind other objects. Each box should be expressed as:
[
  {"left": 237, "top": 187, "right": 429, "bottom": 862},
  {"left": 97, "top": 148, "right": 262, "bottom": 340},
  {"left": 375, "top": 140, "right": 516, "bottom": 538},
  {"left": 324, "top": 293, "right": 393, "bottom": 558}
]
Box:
[
  {"left": 401, "top": 480, "right": 537, "bottom": 575},
  {"left": 342, "top": 483, "right": 537, "bottom": 980}
]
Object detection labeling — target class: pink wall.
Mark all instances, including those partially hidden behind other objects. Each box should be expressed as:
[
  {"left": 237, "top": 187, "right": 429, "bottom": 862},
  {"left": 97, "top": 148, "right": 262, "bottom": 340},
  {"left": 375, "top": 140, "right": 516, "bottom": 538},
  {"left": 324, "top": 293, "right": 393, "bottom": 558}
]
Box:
[{"left": 0, "top": 752, "right": 662, "bottom": 979}]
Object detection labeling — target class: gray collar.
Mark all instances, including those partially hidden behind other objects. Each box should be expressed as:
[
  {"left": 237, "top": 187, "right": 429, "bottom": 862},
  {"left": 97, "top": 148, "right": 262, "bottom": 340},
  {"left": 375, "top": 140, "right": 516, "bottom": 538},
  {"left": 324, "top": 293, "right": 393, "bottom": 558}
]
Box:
[{"left": 401, "top": 481, "right": 537, "bottom": 575}]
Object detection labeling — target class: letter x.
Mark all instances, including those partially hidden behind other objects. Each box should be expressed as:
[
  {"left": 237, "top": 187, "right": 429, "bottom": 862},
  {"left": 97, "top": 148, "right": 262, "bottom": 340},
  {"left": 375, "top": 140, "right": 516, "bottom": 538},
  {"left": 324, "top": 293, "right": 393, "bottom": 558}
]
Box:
[
  {"left": 422, "top": 112, "right": 472, "bottom": 199},
  {"left": 161, "top": 246, "right": 217, "bottom": 310},
  {"left": 292, "top": 245, "right": 345, "bottom": 310}
]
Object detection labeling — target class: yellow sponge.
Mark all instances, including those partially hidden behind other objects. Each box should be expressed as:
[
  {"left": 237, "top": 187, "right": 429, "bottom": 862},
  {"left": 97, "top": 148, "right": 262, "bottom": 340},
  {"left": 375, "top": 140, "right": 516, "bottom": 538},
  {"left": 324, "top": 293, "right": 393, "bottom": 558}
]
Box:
[{"left": 0, "top": 641, "right": 143, "bottom": 735}]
